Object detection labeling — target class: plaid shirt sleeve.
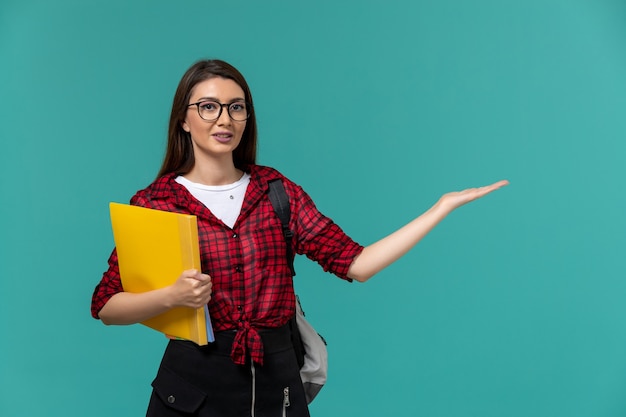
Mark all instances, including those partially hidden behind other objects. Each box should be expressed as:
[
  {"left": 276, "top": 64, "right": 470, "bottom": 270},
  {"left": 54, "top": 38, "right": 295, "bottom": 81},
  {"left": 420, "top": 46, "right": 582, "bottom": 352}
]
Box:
[
  {"left": 287, "top": 181, "right": 364, "bottom": 280},
  {"left": 90, "top": 248, "right": 123, "bottom": 318},
  {"left": 90, "top": 194, "right": 153, "bottom": 319}
]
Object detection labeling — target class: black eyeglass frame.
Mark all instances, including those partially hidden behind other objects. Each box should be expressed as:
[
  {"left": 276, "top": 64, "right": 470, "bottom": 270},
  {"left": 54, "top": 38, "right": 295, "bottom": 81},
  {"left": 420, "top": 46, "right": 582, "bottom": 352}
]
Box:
[{"left": 187, "top": 100, "right": 253, "bottom": 122}]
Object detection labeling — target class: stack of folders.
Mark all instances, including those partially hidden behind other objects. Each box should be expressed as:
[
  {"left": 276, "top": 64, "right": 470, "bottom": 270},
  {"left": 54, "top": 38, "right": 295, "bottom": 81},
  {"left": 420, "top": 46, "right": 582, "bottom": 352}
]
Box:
[{"left": 109, "top": 202, "right": 214, "bottom": 345}]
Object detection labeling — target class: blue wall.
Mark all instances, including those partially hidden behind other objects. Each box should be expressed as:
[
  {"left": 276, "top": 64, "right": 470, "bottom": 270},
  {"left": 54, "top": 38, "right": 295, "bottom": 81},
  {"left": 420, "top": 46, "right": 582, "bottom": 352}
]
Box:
[{"left": 2, "top": 1, "right": 626, "bottom": 416}]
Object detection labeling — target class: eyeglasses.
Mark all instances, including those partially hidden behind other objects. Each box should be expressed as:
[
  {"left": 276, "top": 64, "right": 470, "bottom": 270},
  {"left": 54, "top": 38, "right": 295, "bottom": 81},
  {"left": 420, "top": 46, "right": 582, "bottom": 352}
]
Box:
[{"left": 187, "top": 100, "right": 252, "bottom": 122}]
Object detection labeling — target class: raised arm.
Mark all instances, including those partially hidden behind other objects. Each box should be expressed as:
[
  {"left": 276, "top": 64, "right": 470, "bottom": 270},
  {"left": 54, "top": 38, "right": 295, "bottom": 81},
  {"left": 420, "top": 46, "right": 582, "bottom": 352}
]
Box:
[{"left": 347, "top": 180, "right": 509, "bottom": 282}]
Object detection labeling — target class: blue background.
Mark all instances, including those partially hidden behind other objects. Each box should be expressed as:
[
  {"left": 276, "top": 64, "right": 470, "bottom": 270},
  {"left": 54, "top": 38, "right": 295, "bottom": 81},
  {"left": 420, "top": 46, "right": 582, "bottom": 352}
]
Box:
[{"left": 1, "top": 1, "right": 626, "bottom": 416}]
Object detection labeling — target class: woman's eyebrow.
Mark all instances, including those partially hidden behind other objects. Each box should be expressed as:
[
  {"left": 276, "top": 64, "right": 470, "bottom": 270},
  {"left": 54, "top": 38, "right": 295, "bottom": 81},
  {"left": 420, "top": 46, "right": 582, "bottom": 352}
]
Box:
[{"left": 195, "top": 96, "right": 246, "bottom": 102}]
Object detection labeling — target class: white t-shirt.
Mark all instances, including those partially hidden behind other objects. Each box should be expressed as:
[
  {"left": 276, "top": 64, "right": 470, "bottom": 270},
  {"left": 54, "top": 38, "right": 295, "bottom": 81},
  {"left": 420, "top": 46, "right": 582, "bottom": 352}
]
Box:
[{"left": 175, "top": 173, "right": 251, "bottom": 228}]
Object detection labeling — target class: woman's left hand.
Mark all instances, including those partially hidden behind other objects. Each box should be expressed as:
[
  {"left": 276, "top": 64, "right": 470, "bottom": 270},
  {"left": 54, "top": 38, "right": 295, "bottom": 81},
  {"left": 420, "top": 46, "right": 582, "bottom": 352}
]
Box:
[{"left": 438, "top": 179, "right": 509, "bottom": 212}]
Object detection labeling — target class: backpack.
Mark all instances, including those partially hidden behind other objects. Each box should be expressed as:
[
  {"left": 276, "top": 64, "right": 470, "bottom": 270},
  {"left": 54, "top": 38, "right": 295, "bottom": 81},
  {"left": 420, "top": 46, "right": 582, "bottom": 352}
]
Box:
[{"left": 267, "top": 179, "right": 328, "bottom": 404}]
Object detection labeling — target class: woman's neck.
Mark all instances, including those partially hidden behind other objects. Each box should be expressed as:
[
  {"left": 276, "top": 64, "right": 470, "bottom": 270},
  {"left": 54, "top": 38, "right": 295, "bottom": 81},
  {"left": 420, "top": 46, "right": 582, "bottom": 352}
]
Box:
[{"left": 184, "top": 159, "right": 243, "bottom": 186}]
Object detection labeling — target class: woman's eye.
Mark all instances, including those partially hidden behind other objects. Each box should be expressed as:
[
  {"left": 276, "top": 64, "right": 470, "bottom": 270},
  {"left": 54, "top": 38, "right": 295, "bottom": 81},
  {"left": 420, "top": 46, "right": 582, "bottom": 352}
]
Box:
[
  {"left": 200, "top": 102, "right": 218, "bottom": 111},
  {"left": 230, "top": 103, "right": 245, "bottom": 112}
]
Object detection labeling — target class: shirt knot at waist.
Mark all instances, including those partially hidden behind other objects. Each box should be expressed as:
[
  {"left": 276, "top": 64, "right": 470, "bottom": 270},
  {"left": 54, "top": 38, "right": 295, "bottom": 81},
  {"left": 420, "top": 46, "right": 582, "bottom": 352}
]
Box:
[
  {"left": 231, "top": 321, "right": 263, "bottom": 365},
  {"left": 227, "top": 321, "right": 295, "bottom": 366}
]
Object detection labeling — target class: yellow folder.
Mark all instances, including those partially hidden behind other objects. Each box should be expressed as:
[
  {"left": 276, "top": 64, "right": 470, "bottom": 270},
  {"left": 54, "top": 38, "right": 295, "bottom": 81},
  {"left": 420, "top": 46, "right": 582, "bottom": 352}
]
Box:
[{"left": 109, "top": 202, "right": 214, "bottom": 345}]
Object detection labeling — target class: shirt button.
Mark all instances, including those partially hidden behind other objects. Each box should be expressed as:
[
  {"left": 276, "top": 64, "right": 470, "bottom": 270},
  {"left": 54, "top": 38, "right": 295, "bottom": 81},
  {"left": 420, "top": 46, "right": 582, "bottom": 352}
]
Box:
[
  {"left": 167, "top": 395, "right": 175, "bottom": 404},
  {"left": 237, "top": 305, "right": 243, "bottom": 311},
  {"left": 232, "top": 233, "right": 238, "bottom": 238},
  {"left": 235, "top": 265, "right": 242, "bottom": 272}
]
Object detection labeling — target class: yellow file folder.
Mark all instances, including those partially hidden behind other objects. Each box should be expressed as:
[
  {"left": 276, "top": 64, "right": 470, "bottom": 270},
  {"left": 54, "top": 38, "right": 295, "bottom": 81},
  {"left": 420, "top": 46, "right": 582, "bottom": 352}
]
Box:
[{"left": 109, "top": 202, "right": 214, "bottom": 345}]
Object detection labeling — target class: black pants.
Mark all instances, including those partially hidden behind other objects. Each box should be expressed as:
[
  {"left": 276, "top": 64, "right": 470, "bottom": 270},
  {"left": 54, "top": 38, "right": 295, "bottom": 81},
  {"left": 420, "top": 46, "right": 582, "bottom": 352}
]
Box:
[{"left": 146, "top": 325, "right": 310, "bottom": 417}]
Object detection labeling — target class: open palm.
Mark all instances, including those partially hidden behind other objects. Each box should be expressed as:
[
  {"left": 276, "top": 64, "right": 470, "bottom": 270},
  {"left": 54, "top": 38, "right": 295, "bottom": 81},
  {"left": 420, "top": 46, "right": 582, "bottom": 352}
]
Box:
[{"left": 440, "top": 180, "right": 509, "bottom": 211}]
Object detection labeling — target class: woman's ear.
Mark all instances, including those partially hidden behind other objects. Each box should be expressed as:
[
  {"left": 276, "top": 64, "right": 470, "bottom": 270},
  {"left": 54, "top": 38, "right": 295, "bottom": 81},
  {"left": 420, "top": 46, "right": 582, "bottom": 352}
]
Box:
[{"left": 181, "top": 121, "right": 190, "bottom": 132}]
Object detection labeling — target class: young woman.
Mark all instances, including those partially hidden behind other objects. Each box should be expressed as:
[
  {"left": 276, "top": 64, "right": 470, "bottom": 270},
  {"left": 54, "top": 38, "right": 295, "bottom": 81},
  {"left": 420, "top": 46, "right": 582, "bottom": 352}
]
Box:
[{"left": 91, "top": 59, "right": 508, "bottom": 417}]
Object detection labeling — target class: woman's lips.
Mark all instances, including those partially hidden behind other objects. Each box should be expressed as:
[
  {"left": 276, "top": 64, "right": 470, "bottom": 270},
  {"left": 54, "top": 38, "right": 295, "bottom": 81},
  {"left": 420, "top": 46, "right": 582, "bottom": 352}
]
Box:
[{"left": 212, "top": 132, "right": 233, "bottom": 143}]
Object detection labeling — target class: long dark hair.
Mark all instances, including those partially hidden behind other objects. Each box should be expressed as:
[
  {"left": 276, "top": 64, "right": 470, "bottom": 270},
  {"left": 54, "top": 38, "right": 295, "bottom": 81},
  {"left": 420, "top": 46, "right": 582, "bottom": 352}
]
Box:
[{"left": 157, "top": 59, "right": 257, "bottom": 178}]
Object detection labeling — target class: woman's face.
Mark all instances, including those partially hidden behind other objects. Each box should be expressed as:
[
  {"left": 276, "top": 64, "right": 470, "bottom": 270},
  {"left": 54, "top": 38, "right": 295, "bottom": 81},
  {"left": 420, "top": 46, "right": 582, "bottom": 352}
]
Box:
[{"left": 182, "top": 77, "right": 247, "bottom": 163}]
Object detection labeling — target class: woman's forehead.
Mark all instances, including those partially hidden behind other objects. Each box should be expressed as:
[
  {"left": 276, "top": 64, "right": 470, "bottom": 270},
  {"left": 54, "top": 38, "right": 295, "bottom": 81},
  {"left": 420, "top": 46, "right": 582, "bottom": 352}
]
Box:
[{"left": 190, "top": 77, "right": 245, "bottom": 100}]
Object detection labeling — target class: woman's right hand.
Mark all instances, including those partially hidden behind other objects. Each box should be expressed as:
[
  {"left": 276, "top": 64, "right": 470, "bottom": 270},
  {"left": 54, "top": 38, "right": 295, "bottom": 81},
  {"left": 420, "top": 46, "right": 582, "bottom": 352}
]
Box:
[
  {"left": 98, "top": 269, "right": 213, "bottom": 325},
  {"left": 169, "top": 269, "right": 213, "bottom": 309}
]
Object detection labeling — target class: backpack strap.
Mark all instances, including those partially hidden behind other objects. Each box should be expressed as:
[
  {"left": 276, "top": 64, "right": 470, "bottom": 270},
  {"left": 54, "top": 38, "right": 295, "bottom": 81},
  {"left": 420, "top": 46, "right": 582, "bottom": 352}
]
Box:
[
  {"left": 268, "top": 179, "right": 306, "bottom": 368},
  {"left": 268, "top": 179, "right": 296, "bottom": 276}
]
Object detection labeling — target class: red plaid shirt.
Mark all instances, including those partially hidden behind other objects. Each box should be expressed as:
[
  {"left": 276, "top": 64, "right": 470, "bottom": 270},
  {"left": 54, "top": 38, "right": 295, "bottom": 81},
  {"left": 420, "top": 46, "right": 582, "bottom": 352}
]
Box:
[{"left": 91, "top": 165, "right": 363, "bottom": 365}]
